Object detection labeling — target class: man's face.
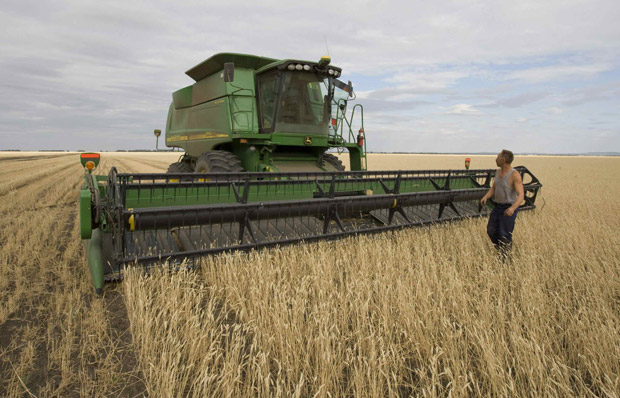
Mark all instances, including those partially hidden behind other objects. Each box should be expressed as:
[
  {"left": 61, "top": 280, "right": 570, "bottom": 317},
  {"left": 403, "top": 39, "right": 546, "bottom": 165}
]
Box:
[{"left": 496, "top": 153, "right": 504, "bottom": 167}]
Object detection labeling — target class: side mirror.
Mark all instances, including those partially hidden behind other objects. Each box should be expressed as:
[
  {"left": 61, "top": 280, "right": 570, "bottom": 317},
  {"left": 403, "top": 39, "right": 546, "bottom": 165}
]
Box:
[
  {"left": 223, "top": 62, "right": 235, "bottom": 82},
  {"left": 333, "top": 78, "right": 354, "bottom": 98}
]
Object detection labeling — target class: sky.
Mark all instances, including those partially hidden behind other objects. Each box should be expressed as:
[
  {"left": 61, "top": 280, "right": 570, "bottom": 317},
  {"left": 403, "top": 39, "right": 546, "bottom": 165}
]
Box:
[{"left": 1, "top": 0, "right": 619, "bottom": 154}]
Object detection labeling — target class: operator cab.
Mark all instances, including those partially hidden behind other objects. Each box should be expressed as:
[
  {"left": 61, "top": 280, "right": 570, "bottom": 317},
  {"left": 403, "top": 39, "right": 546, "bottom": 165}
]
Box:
[{"left": 256, "top": 57, "right": 353, "bottom": 135}]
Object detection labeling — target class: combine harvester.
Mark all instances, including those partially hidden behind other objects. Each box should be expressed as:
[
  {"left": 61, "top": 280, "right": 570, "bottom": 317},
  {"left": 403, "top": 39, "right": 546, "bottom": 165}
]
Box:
[{"left": 80, "top": 53, "right": 542, "bottom": 294}]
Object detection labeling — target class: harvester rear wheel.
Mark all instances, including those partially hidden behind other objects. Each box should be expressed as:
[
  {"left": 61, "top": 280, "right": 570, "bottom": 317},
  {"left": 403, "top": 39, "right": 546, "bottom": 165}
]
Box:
[
  {"left": 195, "top": 151, "right": 245, "bottom": 173},
  {"left": 323, "top": 153, "right": 345, "bottom": 171}
]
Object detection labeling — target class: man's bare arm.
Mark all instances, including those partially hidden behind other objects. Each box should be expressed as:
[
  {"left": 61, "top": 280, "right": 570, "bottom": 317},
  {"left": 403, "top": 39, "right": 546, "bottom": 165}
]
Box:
[
  {"left": 480, "top": 183, "right": 495, "bottom": 205},
  {"left": 505, "top": 172, "right": 524, "bottom": 216}
]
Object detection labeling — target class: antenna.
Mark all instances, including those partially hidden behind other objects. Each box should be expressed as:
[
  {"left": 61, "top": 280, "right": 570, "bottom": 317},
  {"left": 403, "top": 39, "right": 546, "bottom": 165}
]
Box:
[{"left": 323, "top": 35, "right": 330, "bottom": 57}]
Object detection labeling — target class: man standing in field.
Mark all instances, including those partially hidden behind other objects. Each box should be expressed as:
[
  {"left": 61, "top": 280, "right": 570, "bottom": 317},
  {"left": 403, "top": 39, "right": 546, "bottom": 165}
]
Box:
[{"left": 480, "top": 150, "right": 525, "bottom": 261}]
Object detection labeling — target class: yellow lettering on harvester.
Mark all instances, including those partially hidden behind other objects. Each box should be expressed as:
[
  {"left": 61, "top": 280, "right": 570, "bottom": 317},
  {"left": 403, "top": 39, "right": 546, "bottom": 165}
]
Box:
[{"left": 166, "top": 132, "right": 230, "bottom": 143}]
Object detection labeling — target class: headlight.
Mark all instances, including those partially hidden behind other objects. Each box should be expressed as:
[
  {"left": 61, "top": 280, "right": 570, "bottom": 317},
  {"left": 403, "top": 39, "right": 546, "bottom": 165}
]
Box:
[
  {"left": 334, "top": 70, "right": 340, "bottom": 77},
  {"left": 295, "top": 64, "right": 303, "bottom": 70},
  {"left": 287, "top": 64, "right": 295, "bottom": 70},
  {"left": 303, "top": 64, "right": 310, "bottom": 71},
  {"left": 328, "top": 69, "right": 334, "bottom": 75}
]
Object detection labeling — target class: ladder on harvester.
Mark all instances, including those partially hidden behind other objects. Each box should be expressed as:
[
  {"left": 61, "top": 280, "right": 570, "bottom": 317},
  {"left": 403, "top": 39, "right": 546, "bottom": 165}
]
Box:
[{"left": 331, "top": 99, "right": 367, "bottom": 170}]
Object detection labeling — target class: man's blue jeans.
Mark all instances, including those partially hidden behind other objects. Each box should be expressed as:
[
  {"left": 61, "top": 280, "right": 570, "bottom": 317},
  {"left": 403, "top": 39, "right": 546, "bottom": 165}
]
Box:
[{"left": 487, "top": 203, "right": 518, "bottom": 253}]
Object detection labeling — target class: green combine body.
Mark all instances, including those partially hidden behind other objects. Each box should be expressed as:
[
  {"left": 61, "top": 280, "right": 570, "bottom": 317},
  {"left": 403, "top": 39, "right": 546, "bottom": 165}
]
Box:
[
  {"left": 164, "top": 53, "right": 366, "bottom": 173},
  {"left": 79, "top": 53, "right": 542, "bottom": 294}
]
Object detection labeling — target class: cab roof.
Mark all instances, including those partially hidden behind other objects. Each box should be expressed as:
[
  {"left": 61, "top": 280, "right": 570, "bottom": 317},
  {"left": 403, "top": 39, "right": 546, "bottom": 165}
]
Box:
[
  {"left": 185, "top": 53, "right": 340, "bottom": 82},
  {"left": 185, "top": 53, "right": 278, "bottom": 82}
]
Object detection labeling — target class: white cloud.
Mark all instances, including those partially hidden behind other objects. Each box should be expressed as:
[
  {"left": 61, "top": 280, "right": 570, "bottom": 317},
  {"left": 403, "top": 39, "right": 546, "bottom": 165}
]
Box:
[
  {"left": 594, "top": 132, "right": 614, "bottom": 139},
  {"left": 354, "top": 90, "right": 372, "bottom": 100},
  {"left": 385, "top": 69, "right": 472, "bottom": 91},
  {"left": 505, "top": 63, "right": 613, "bottom": 83},
  {"left": 548, "top": 106, "right": 564, "bottom": 115},
  {"left": 445, "top": 104, "right": 482, "bottom": 115},
  {"left": 561, "top": 81, "right": 620, "bottom": 106}
]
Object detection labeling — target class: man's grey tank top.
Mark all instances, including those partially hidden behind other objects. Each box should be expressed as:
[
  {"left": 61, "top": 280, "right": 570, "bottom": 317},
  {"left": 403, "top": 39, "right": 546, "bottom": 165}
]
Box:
[{"left": 494, "top": 169, "right": 517, "bottom": 204}]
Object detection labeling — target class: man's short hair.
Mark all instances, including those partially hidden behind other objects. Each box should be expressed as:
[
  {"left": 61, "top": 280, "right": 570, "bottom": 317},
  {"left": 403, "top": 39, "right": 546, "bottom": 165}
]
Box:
[{"left": 500, "top": 149, "right": 514, "bottom": 164}]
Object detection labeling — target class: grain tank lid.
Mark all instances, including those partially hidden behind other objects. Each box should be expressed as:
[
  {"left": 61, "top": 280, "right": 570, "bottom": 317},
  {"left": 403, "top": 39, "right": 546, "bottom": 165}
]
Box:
[{"left": 185, "top": 53, "right": 279, "bottom": 82}]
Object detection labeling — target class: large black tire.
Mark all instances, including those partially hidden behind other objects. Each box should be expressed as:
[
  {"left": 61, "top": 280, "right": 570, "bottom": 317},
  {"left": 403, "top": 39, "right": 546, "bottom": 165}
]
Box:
[
  {"left": 323, "top": 153, "right": 345, "bottom": 171},
  {"left": 166, "top": 161, "right": 194, "bottom": 173},
  {"left": 194, "top": 151, "right": 245, "bottom": 173},
  {"left": 166, "top": 161, "right": 194, "bottom": 182}
]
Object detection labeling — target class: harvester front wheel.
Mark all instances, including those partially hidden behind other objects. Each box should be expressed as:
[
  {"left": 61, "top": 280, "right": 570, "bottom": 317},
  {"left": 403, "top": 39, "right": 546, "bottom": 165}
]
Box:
[
  {"left": 166, "top": 161, "right": 194, "bottom": 182},
  {"left": 166, "top": 161, "right": 193, "bottom": 174},
  {"left": 323, "top": 153, "right": 345, "bottom": 171},
  {"left": 195, "top": 151, "right": 245, "bottom": 173}
]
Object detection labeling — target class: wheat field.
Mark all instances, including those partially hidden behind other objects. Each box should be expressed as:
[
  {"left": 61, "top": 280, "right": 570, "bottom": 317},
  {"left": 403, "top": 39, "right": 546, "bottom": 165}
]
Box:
[{"left": 1, "top": 152, "right": 619, "bottom": 397}]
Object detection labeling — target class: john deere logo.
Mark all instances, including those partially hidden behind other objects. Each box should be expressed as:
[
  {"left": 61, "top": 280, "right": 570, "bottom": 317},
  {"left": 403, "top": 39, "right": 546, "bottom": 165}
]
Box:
[{"left": 304, "top": 136, "right": 313, "bottom": 145}]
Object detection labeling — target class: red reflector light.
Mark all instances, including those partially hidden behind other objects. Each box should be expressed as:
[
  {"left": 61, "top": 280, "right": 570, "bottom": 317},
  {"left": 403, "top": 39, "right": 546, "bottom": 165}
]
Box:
[
  {"left": 81, "top": 153, "right": 100, "bottom": 159},
  {"left": 331, "top": 118, "right": 337, "bottom": 126}
]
